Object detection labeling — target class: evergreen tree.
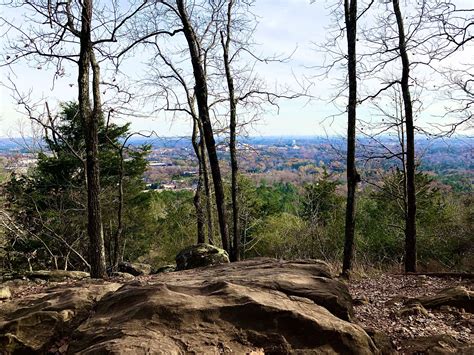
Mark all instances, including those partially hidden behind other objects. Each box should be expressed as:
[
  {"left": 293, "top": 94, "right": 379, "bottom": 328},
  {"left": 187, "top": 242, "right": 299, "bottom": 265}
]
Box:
[{"left": 4, "top": 102, "right": 149, "bottom": 272}]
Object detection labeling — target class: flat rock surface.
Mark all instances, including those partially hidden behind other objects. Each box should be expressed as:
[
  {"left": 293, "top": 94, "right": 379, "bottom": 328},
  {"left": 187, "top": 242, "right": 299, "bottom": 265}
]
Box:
[{"left": 0, "top": 258, "right": 376, "bottom": 354}]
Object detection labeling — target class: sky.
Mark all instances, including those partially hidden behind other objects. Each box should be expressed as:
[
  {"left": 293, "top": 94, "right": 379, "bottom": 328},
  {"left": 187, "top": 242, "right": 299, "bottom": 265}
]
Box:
[{"left": 0, "top": 0, "right": 472, "bottom": 138}]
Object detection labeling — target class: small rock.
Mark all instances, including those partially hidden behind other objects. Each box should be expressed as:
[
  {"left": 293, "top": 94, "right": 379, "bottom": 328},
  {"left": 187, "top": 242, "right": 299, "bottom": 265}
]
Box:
[
  {"left": 398, "top": 302, "right": 429, "bottom": 317},
  {"left": 58, "top": 343, "right": 69, "bottom": 353},
  {"left": 354, "top": 296, "right": 369, "bottom": 305},
  {"left": 0, "top": 286, "right": 11, "bottom": 300}
]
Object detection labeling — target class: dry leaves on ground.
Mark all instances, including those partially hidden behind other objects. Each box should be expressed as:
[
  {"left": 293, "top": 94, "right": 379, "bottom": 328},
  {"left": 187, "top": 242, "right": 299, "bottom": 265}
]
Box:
[{"left": 349, "top": 274, "right": 473, "bottom": 352}]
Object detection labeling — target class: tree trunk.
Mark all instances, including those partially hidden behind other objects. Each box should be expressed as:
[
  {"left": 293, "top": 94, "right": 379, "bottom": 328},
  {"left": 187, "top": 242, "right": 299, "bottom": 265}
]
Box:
[
  {"left": 199, "top": 131, "right": 214, "bottom": 244},
  {"left": 221, "top": 0, "right": 240, "bottom": 261},
  {"left": 191, "top": 118, "right": 206, "bottom": 244},
  {"left": 176, "top": 0, "right": 230, "bottom": 253},
  {"left": 112, "top": 147, "right": 124, "bottom": 269},
  {"left": 392, "top": 0, "right": 417, "bottom": 273},
  {"left": 342, "top": 0, "right": 359, "bottom": 276},
  {"left": 78, "top": 0, "right": 106, "bottom": 278}
]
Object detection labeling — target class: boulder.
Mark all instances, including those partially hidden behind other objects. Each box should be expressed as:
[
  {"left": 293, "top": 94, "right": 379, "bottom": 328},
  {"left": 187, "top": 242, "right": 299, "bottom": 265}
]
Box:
[
  {"left": 118, "top": 261, "right": 152, "bottom": 276},
  {"left": 152, "top": 264, "right": 176, "bottom": 274},
  {"left": 0, "top": 258, "right": 378, "bottom": 354},
  {"left": 176, "top": 243, "right": 230, "bottom": 270},
  {"left": 71, "top": 258, "right": 375, "bottom": 354},
  {"left": 407, "top": 286, "right": 473, "bottom": 313},
  {"left": 0, "top": 286, "right": 11, "bottom": 300}
]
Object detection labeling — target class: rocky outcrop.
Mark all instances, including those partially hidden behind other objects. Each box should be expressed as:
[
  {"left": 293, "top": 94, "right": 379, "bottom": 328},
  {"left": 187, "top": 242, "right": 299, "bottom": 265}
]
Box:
[
  {"left": 400, "top": 334, "right": 474, "bottom": 354},
  {"left": 406, "top": 286, "right": 473, "bottom": 313},
  {"left": 364, "top": 327, "right": 396, "bottom": 355},
  {"left": 1, "top": 270, "right": 90, "bottom": 282},
  {"left": 0, "top": 258, "right": 377, "bottom": 354},
  {"left": 176, "top": 243, "right": 230, "bottom": 270},
  {"left": 0, "top": 282, "right": 121, "bottom": 352},
  {"left": 117, "top": 261, "right": 152, "bottom": 276}
]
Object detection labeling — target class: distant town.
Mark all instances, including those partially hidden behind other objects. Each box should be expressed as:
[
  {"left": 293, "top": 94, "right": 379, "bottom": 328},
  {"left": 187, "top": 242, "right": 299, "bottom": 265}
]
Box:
[{"left": 1, "top": 136, "right": 472, "bottom": 192}]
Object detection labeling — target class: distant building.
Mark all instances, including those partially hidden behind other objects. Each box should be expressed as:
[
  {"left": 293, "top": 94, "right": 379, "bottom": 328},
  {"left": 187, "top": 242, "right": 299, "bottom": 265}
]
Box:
[{"left": 149, "top": 161, "right": 169, "bottom": 167}]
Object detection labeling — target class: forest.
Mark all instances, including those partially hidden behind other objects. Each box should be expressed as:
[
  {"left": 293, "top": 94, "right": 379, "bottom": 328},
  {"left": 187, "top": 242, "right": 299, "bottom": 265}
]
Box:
[{"left": 0, "top": 0, "right": 472, "bottom": 353}]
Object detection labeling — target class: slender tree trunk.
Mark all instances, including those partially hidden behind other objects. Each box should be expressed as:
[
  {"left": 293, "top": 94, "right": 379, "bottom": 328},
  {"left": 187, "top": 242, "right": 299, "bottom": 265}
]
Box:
[
  {"left": 191, "top": 118, "right": 206, "bottom": 244},
  {"left": 199, "top": 131, "right": 214, "bottom": 244},
  {"left": 176, "top": 0, "right": 230, "bottom": 252},
  {"left": 112, "top": 148, "right": 124, "bottom": 268},
  {"left": 342, "top": 0, "right": 359, "bottom": 276},
  {"left": 78, "top": 0, "right": 106, "bottom": 278},
  {"left": 392, "top": 0, "right": 417, "bottom": 273},
  {"left": 221, "top": 0, "right": 240, "bottom": 261}
]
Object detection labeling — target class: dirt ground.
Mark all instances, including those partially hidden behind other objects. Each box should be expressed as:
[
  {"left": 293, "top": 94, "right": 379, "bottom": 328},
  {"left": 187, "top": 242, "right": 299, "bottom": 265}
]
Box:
[{"left": 349, "top": 273, "right": 473, "bottom": 353}]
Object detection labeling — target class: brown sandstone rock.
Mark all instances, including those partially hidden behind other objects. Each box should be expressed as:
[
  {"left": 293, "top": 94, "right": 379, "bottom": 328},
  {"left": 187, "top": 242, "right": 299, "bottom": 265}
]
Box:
[
  {"left": 0, "top": 282, "right": 121, "bottom": 352},
  {"left": 0, "top": 258, "right": 377, "bottom": 354},
  {"left": 408, "top": 286, "right": 473, "bottom": 313},
  {"left": 70, "top": 258, "right": 374, "bottom": 354},
  {"left": 400, "top": 334, "right": 474, "bottom": 354},
  {"left": 0, "top": 286, "right": 11, "bottom": 300}
]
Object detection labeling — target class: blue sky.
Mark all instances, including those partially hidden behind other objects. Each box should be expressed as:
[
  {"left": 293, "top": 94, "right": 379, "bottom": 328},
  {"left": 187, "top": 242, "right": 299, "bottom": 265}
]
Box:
[
  {"left": 1, "top": 0, "right": 472, "bottom": 138},
  {"left": 0, "top": 0, "right": 341, "bottom": 138}
]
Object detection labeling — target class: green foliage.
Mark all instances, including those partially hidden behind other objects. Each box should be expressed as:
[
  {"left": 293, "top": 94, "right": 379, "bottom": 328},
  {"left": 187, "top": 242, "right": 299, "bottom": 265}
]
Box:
[
  {"left": 249, "top": 213, "right": 306, "bottom": 258},
  {"left": 355, "top": 169, "right": 473, "bottom": 270},
  {"left": 3, "top": 117, "right": 472, "bottom": 272},
  {"left": 127, "top": 190, "right": 196, "bottom": 267},
  {"left": 3, "top": 102, "right": 150, "bottom": 271},
  {"left": 301, "top": 169, "right": 343, "bottom": 224},
  {"left": 237, "top": 172, "right": 345, "bottom": 262}
]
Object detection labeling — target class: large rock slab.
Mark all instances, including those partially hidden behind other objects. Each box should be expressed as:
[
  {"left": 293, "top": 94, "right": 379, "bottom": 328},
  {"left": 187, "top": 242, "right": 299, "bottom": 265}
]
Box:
[
  {"left": 70, "top": 258, "right": 375, "bottom": 354},
  {"left": 0, "top": 258, "right": 377, "bottom": 354},
  {"left": 0, "top": 282, "right": 121, "bottom": 352},
  {"left": 176, "top": 243, "right": 230, "bottom": 270}
]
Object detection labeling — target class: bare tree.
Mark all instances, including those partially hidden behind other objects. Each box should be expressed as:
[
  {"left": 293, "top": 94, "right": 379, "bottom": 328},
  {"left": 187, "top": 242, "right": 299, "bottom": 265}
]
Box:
[
  {"left": 390, "top": 0, "right": 417, "bottom": 272},
  {"left": 220, "top": 0, "right": 240, "bottom": 260},
  {"left": 356, "top": 0, "right": 470, "bottom": 271},
  {"left": 1, "top": 0, "right": 153, "bottom": 277},
  {"left": 341, "top": 0, "right": 360, "bottom": 276},
  {"left": 175, "top": 0, "right": 230, "bottom": 252}
]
